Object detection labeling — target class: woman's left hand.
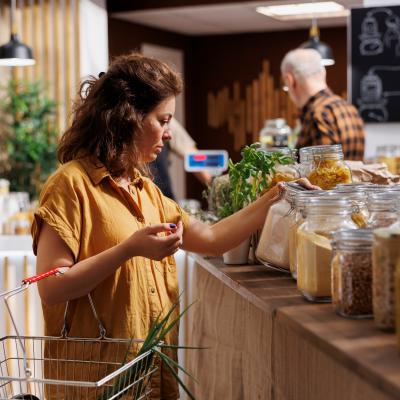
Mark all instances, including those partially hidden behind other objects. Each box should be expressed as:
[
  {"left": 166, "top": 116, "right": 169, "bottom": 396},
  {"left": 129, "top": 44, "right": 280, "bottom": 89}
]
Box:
[{"left": 295, "top": 177, "right": 321, "bottom": 190}]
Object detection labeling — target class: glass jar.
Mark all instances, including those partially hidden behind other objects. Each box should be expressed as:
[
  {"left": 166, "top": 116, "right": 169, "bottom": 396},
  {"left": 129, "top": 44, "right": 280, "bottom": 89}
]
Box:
[
  {"left": 267, "top": 148, "right": 300, "bottom": 187},
  {"left": 331, "top": 190, "right": 369, "bottom": 228},
  {"left": 377, "top": 145, "right": 397, "bottom": 174},
  {"left": 259, "top": 118, "right": 291, "bottom": 149},
  {"left": 335, "top": 183, "right": 373, "bottom": 191},
  {"left": 256, "top": 187, "right": 294, "bottom": 271},
  {"left": 372, "top": 227, "right": 400, "bottom": 331},
  {"left": 289, "top": 190, "right": 325, "bottom": 279},
  {"left": 367, "top": 192, "right": 400, "bottom": 228},
  {"left": 0, "top": 179, "right": 10, "bottom": 195},
  {"left": 396, "top": 259, "right": 400, "bottom": 351},
  {"left": 331, "top": 229, "right": 373, "bottom": 318},
  {"left": 300, "top": 145, "right": 352, "bottom": 190},
  {"left": 297, "top": 197, "right": 358, "bottom": 302}
]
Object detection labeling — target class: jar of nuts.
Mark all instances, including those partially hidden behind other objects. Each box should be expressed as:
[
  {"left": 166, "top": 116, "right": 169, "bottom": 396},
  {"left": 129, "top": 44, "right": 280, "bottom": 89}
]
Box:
[
  {"left": 372, "top": 227, "right": 400, "bottom": 331},
  {"left": 331, "top": 229, "right": 373, "bottom": 318}
]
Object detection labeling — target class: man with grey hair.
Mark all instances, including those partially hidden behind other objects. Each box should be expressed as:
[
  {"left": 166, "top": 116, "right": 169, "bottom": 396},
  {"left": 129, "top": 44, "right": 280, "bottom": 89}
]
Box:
[{"left": 281, "top": 48, "right": 365, "bottom": 160}]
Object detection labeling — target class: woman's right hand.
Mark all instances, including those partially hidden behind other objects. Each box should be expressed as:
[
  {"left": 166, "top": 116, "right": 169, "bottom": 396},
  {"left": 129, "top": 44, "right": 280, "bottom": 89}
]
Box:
[{"left": 122, "top": 221, "right": 183, "bottom": 261}]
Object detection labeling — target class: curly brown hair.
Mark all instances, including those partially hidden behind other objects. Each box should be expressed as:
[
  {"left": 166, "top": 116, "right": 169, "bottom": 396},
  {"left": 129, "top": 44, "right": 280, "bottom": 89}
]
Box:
[{"left": 57, "top": 52, "right": 183, "bottom": 178}]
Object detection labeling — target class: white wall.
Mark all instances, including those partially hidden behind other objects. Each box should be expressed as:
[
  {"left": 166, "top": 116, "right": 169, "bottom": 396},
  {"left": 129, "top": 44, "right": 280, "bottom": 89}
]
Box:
[
  {"left": 365, "top": 123, "right": 400, "bottom": 159},
  {"left": 362, "top": 0, "right": 400, "bottom": 159},
  {"left": 79, "top": 0, "right": 109, "bottom": 80}
]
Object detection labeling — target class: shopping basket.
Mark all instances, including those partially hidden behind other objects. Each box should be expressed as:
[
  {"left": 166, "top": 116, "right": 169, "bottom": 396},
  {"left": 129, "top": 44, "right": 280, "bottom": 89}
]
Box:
[{"left": 0, "top": 267, "right": 160, "bottom": 400}]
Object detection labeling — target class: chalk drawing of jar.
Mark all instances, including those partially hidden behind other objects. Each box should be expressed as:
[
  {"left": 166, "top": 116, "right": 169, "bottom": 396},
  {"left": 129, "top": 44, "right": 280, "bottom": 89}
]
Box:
[
  {"left": 358, "top": 72, "right": 388, "bottom": 122},
  {"left": 359, "top": 16, "right": 384, "bottom": 56}
]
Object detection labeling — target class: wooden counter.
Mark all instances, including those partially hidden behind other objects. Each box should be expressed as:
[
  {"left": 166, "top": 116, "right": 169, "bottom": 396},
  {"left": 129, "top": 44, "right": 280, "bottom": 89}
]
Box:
[{"left": 184, "top": 254, "right": 400, "bottom": 400}]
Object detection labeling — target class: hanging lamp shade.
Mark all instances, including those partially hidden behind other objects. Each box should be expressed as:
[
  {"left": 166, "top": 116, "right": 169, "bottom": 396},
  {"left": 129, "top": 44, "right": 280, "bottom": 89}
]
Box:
[
  {"left": 0, "top": 0, "right": 35, "bottom": 67},
  {"left": 0, "top": 33, "right": 35, "bottom": 66},
  {"left": 300, "top": 24, "right": 335, "bottom": 66}
]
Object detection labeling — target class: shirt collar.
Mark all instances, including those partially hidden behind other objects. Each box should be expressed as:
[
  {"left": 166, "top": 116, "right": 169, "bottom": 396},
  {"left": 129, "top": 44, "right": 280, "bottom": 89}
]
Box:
[
  {"left": 300, "top": 88, "right": 332, "bottom": 120},
  {"left": 78, "top": 156, "right": 144, "bottom": 190}
]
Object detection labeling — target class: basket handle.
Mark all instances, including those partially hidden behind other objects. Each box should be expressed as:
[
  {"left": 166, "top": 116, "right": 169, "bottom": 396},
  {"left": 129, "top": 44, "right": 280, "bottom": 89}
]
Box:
[
  {"left": 21, "top": 267, "right": 107, "bottom": 339},
  {"left": 22, "top": 266, "right": 69, "bottom": 284},
  {"left": 61, "top": 294, "right": 107, "bottom": 339}
]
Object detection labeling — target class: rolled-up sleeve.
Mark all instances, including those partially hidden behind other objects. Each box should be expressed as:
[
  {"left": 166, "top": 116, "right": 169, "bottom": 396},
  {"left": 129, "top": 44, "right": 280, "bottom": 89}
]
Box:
[{"left": 32, "top": 173, "right": 82, "bottom": 260}]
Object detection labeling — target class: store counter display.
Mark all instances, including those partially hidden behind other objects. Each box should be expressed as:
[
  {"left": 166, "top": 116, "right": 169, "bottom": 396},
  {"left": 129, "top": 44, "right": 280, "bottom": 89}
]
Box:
[{"left": 185, "top": 253, "right": 400, "bottom": 400}]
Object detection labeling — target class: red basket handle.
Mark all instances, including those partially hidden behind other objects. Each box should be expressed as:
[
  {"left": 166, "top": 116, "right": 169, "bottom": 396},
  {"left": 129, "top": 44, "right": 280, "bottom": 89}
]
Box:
[{"left": 22, "top": 267, "right": 70, "bottom": 284}]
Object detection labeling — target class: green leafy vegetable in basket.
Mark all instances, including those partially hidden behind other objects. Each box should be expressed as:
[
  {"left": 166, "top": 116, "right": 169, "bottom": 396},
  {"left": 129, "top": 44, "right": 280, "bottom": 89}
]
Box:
[{"left": 97, "top": 297, "right": 202, "bottom": 400}]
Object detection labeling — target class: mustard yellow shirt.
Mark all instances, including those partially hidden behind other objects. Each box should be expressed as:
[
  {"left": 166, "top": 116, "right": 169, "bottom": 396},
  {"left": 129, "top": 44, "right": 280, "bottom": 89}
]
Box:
[{"left": 32, "top": 156, "right": 190, "bottom": 400}]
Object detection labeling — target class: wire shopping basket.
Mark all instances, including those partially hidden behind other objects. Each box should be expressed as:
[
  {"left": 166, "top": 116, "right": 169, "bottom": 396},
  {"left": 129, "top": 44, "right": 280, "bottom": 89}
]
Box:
[{"left": 0, "top": 267, "right": 160, "bottom": 400}]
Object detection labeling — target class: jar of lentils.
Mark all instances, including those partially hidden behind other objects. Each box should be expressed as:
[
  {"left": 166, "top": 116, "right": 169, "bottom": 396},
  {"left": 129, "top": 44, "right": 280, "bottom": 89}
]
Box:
[{"left": 331, "top": 229, "right": 373, "bottom": 318}]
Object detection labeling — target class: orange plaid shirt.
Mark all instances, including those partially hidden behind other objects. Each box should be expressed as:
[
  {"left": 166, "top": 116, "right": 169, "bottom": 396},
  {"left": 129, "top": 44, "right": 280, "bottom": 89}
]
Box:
[{"left": 296, "top": 89, "right": 365, "bottom": 160}]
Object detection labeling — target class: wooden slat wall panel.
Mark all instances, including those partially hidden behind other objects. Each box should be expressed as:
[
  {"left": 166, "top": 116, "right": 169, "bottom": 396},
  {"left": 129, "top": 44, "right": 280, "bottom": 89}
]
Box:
[
  {"left": 207, "top": 58, "right": 300, "bottom": 147},
  {"left": 0, "top": 0, "right": 80, "bottom": 136}
]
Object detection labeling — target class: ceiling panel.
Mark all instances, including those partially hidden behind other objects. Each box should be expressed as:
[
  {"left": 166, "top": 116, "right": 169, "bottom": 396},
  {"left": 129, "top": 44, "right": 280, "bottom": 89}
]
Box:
[{"left": 111, "top": 0, "right": 364, "bottom": 35}]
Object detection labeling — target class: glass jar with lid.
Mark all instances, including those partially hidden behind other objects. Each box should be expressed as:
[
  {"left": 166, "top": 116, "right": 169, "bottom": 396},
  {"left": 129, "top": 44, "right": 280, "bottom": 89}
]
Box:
[
  {"left": 367, "top": 191, "right": 400, "bottom": 228},
  {"left": 299, "top": 145, "right": 352, "bottom": 190},
  {"left": 372, "top": 227, "right": 400, "bottom": 331},
  {"left": 331, "top": 229, "right": 373, "bottom": 318},
  {"left": 267, "top": 148, "right": 300, "bottom": 187},
  {"left": 256, "top": 186, "right": 298, "bottom": 271},
  {"left": 289, "top": 190, "right": 325, "bottom": 279},
  {"left": 331, "top": 189, "right": 369, "bottom": 228},
  {"left": 297, "top": 197, "right": 358, "bottom": 302},
  {"left": 259, "top": 118, "right": 291, "bottom": 149}
]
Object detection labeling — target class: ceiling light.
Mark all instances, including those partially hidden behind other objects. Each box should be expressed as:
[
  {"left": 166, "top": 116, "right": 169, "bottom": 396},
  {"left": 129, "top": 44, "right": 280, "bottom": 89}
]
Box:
[
  {"left": 0, "top": 0, "right": 35, "bottom": 67},
  {"left": 256, "top": 2, "right": 349, "bottom": 21},
  {"left": 300, "top": 21, "right": 335, "bottom": 66}
]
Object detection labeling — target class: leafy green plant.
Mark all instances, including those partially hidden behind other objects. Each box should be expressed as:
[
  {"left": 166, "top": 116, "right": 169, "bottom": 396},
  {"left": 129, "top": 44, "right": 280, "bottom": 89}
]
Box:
[
  {"left": 0, "top": 80, "right": 58, "bottom": 199},
  {"left": 217, "top": 143, "right": 293, "bottom": 218},
  {"left": 98, "top": 297, "right": 202, "bottom": 400}
]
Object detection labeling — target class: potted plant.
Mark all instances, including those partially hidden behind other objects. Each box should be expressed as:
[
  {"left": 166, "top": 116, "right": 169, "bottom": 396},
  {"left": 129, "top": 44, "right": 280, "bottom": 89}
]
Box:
[
  {"left": 0, "top": 80, "right": 58, "bottom": 200},
  {"left": 212, "top": 143, "right": 294, "bottom": 264}
]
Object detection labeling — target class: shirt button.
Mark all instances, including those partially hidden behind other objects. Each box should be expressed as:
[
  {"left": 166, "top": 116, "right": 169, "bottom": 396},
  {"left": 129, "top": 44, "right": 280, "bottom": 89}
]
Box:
[{"left": 150, "top": 287, "right": 156, "bottom": 294}]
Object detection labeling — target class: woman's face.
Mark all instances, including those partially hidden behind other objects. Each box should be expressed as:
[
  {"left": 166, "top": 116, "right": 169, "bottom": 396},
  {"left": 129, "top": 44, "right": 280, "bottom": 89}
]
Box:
[{"left": 137, "top": 96, "right": 176, "bottom": 162}]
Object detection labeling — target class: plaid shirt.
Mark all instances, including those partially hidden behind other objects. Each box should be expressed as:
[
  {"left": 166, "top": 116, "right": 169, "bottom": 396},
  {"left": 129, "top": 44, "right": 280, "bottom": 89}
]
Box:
[{"left": 297, "top": 89, "right": 365, "bottom": 160}]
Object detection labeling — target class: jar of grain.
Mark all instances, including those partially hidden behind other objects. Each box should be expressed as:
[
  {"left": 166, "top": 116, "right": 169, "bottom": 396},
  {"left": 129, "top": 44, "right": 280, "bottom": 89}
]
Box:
[
  {"left": 299, "top": 145, "right": 352, "bottom": 190},
  {"left": 297, "top": 197, "right": 358, "bottom": 302},
  {"left": 367, "top": 192, "right": 400, "bottom": 228},
  {"left": 289, "top": 190, "right": 325, "bottom": 279},
  {"left": 331, "top": 229, "right": 373, "bottom": 318},
  {"left": 372, "top": 227, "right": 400, "bottom": 331}
]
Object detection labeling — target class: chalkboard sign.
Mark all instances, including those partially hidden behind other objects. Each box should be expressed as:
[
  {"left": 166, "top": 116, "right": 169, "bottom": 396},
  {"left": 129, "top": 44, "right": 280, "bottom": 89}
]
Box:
[{"left": 350, "top": 6, "right": 400, "bottom": 123}]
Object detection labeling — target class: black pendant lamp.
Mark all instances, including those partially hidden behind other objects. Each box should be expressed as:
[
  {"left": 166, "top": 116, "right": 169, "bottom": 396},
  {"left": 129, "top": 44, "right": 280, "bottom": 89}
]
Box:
[
  {"left": 300, "top": 18, "right": 335, "bottom": 66},
  {"left": 0, "top": 0, "right": 35, "bottom": 67}
]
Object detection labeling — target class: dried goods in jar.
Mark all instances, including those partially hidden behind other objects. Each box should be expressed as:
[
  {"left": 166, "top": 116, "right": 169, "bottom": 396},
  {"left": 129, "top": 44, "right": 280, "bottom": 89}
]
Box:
[
  {"left": 308, "top": 159, "right": 352, "bottom": 190},
  {"left": 297, "top": 230, "right": 332, "bottom": 301},
  {"left": 372, "top": 228, "right": 400, "bottom": 331},
  {"left": 331, "top": 229, "right": 373, "bottom": 318}
]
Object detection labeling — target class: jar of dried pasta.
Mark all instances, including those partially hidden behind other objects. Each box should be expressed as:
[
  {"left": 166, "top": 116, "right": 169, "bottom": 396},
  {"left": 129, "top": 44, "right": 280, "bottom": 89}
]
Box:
[
  {"left": 268, "top": 148, "right": 300, "bottom": 187},
  {"left": 300, "top": 145, "right": 352, "bottom": 190},
  {"left": 372, "top": 227, "right": 400, "bottom": 331},
  {"left": 331, "top": 229, "right": 373, "bottom": 318},
  {"left": 297, "top": 197, "right": 358, "bottom": 302},
  {"left": 367, "top": 192, "right": 400, "bottom": 228},
  {"left": 289, "top": 190, "right": 325, "bottom": 279}
]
